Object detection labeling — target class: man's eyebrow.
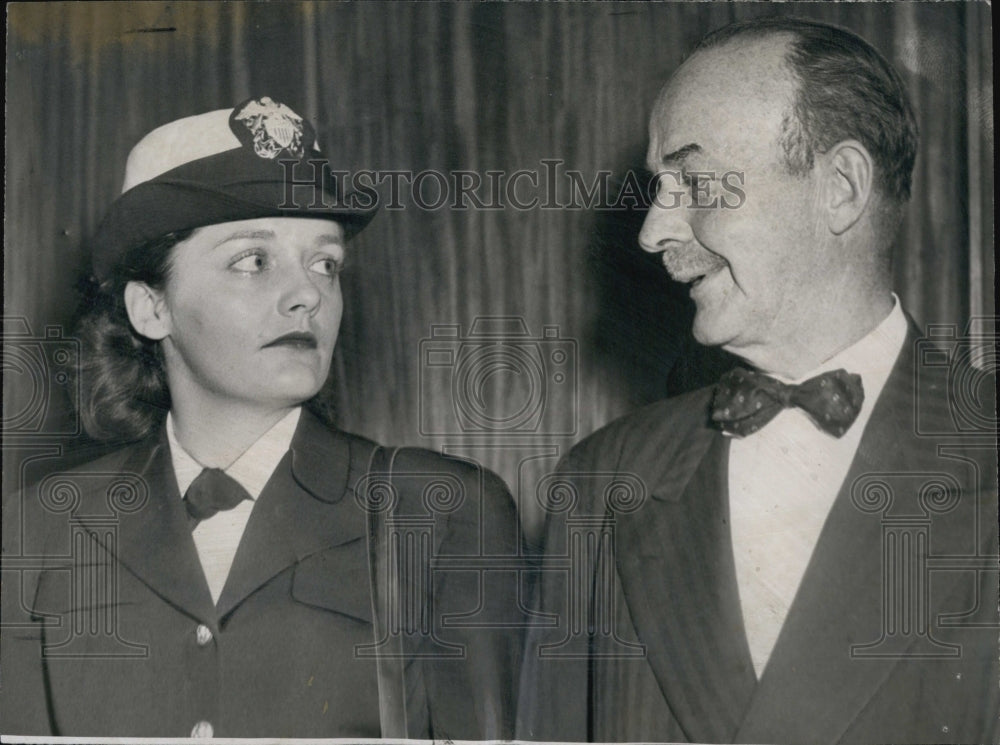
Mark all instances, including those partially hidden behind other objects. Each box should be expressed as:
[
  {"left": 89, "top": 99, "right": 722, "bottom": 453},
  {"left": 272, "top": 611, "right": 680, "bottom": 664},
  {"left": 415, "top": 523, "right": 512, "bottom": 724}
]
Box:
[
  {"left": 657, "top": 143, "right": 702, "bottom": 169},
  {"left": 212, "top": 229, "right": 275, "bottom": 249}
]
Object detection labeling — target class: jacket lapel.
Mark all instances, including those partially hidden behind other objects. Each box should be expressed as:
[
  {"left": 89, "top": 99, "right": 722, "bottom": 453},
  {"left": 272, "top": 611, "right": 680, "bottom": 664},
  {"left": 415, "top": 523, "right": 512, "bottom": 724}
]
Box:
[
  {"left": 735, "top": 327, "right": 974, "bottom": 744},
  {"left": 215, "top": 411, "right": 371, "bottom": 619},
  {"left": 75, "top": 431, "right": 217, "bottom": 624},
  {"left": 615, "top": 404, "right": 757, "bottom": 743}
]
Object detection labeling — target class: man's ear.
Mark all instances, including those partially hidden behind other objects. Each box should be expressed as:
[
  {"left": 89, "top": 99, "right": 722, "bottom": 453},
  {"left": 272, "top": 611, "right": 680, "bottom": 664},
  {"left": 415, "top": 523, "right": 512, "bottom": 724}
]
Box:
[
  {"left": 822, "top": 140, "right": 874, "bottom": 235},
  {"left": 124, "top": 281, "right": 171, "bottom": 340}
]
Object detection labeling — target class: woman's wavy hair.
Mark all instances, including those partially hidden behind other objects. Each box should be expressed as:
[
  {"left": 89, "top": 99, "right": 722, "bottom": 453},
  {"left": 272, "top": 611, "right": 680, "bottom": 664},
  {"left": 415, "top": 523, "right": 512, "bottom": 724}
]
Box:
[{"left": 76, "top": 230, "right": 339, "bottom": 443}]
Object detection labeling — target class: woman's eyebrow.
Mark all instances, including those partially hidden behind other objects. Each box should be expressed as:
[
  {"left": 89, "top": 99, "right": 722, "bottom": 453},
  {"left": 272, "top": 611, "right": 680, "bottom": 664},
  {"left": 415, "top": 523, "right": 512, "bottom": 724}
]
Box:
[
  {"left": 212, "top": 229, "right": 275, "bottom": 249},
  {"left": 314, "top": 234, "right": 345, "bottom": 247}
]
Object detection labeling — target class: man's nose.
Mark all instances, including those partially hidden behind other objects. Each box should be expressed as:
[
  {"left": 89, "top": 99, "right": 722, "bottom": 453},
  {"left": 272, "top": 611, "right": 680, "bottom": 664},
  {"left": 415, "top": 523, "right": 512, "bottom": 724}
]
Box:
[{"left": 638, "top": 199, "right": 695, "bottom": 253}]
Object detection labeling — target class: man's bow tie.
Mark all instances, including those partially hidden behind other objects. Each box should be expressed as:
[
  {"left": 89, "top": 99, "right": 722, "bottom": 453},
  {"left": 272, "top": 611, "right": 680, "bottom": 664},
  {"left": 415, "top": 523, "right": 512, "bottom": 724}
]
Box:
[{"left": 711, "top": 367, "right": 864, "bottom": 438}]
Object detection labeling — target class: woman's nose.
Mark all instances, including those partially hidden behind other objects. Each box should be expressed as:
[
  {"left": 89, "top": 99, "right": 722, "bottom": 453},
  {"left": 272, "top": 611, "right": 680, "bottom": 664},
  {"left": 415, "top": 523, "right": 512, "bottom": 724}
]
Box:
[{"left": 279, "top": 268, "right": 322, "bottom": 315}]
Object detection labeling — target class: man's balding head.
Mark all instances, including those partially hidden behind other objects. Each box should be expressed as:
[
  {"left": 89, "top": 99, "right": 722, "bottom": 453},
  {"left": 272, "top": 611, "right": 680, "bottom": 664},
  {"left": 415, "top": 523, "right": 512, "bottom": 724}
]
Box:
[{"left": 696, "top": 17, "right": 918, "bottom": 215}]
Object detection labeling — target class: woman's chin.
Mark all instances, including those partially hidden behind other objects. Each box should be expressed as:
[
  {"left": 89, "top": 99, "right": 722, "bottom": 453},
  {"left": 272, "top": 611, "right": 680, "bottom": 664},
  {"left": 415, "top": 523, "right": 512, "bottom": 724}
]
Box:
[{"left": 239, "top": 374, "right": 327, "bottom": 411}]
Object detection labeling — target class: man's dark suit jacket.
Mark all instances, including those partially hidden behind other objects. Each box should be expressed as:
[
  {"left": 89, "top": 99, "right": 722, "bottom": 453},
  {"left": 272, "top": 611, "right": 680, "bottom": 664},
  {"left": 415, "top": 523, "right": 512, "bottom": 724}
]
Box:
[
  {"left": 519, "top": 328, "right": 998, "bottom": 743},
  {"left": 1, "top": 411, "right": 523, "bottom": 738}
]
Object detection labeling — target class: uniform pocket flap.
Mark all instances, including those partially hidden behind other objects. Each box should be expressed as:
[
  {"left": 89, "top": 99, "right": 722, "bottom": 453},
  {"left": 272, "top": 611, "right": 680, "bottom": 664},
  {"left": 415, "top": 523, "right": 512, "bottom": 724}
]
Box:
[{"left": 291, "top": 542, "right": 373, "bottom": 624}]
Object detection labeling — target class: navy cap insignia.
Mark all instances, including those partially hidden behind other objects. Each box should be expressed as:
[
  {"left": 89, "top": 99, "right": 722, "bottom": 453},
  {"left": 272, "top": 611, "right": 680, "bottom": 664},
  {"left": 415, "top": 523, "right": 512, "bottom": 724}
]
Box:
[{"left": 230, "top": 96, "right": 314, "bottom": 159}]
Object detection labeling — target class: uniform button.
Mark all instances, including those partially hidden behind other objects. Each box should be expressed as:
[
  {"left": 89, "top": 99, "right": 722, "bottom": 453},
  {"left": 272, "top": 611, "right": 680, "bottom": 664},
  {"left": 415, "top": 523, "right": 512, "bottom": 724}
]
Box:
[
  {"left": 191, "top": 720, "right": 213, "bottom": 738},
  {"left": 195, "top": 624, "right": 213, "bottom": 646}
]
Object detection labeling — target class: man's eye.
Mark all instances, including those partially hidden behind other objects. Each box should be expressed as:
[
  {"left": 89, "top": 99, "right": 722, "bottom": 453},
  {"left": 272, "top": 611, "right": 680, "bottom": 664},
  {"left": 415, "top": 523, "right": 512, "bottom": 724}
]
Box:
[
  {"left": 683, "top": 171, "right": 709, "bottom": 190},
  {"left": 683, "top": 172, "right": 720, "bottom": 195},
  {"left": 654, "top": 171, "right": 684, "bottom": 192},
  {"left": 230, "top": 252, "right": 267, "bottom": 272},
  {"left": 309, "top": 257, "right": 343, "bottom": 276}
]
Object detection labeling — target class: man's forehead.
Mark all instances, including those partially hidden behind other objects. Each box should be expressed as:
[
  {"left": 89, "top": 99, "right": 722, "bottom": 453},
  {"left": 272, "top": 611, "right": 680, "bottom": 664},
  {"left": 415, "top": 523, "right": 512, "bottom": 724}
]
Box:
[{"left": 646, "top": 36, "right": 795, "bottom": 166}]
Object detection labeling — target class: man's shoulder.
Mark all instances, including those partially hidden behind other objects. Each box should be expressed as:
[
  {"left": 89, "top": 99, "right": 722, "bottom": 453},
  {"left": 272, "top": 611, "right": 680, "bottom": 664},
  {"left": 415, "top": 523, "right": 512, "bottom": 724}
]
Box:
[
  {"left": 879, "top": 322, "right": 997, "bottom": 456},
  {"left": 564, "top": 386, "right": 714, "bottom": 470}
]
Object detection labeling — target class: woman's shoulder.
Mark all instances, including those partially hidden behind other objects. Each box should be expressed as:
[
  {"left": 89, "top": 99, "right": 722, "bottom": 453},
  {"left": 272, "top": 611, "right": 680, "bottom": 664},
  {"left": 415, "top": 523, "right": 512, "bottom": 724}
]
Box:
[
  {"left": 357, "top": 439, "right": 510, "bottom": 499},
  {"left": 375, "top": 443, "right": 490, "bottom": 478},
  {"left": 326, "top": 421, "right": 499, "bottom": 484},
  {"left": 13, "top": 436, "right": 156, "bottom": 507},
  {"left": 3, "top": 436, "right": 159, "bottom": 562},
  {"left": 64, "top": 438, "right": 153, "bottom": 474},
  {"left": 332, "top": 429, "right": 515, "bottom": 525}
]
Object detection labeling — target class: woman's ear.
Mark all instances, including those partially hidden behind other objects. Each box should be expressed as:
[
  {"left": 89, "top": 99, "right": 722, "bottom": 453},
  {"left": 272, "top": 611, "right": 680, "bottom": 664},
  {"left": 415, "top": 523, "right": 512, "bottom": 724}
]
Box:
[{"left": 124, "top": 281, "right": 171, "bottom": 340}]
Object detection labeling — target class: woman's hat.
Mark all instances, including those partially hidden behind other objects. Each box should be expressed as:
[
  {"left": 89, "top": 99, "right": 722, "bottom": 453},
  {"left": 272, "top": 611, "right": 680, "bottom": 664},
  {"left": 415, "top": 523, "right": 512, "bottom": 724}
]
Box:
[{"left": 91, "top": 96, "right": 377, "bottom": 281}]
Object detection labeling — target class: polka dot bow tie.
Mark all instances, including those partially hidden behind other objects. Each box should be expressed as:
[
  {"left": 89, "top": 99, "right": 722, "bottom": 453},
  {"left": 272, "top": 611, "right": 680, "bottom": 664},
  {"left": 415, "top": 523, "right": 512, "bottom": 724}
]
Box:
[{"left": 711, "top": 367, "right": 865, "bottom": 438}]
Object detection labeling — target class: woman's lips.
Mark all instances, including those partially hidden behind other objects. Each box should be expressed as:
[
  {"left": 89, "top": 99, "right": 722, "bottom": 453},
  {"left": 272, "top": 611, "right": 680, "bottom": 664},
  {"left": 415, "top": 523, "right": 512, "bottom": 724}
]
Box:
[{"left": 262, "top": 331, "right": 318, "bottom": 349}]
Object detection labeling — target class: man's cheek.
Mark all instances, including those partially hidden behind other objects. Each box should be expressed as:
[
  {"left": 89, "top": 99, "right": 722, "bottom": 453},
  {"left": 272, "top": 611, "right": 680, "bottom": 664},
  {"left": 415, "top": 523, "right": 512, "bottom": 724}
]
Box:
[{"left": 720, "top": 171, "right": 746, "bottom": 209}]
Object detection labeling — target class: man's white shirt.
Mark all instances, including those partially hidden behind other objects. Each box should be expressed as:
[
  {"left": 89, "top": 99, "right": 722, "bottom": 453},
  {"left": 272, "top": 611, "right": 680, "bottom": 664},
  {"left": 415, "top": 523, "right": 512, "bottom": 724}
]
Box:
[
  {"left": 167, "top": 407, "right": 301, "bottom": 604},
  {"left": 728, "top": 297, "right": 908, "bottom": 678}
]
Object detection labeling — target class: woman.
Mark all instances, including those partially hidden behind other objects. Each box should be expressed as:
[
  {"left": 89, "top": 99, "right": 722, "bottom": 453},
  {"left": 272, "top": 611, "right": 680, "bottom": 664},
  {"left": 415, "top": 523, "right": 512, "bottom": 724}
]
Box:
[{"left": 1, "top": 97, "right": 523, "bottom": 739}]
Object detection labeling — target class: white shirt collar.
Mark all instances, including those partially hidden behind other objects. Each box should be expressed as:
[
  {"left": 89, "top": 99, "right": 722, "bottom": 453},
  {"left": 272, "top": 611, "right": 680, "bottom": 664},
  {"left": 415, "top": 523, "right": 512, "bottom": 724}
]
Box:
[
  {"left": 767, "top": 293, "right": 908, "bottom": 435},
  {"left": 166, "top": 407, "right": 302, "bottom": 499}
]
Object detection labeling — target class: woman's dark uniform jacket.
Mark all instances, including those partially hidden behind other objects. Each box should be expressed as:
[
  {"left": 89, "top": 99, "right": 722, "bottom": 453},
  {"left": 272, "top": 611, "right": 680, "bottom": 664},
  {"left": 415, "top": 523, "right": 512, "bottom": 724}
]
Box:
[{"left": 0, "top": 411, "right": 524, "bottom": 738}]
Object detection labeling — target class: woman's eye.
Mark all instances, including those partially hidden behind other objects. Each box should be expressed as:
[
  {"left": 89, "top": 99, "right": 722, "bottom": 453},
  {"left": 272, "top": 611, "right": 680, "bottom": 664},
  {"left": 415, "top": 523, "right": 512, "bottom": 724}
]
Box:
[
  {"left": 230, "top": 252, "right": 268, "bottom": 272},
  {"left": 309, "top": 257, "right": 342, "bottom": 277}
]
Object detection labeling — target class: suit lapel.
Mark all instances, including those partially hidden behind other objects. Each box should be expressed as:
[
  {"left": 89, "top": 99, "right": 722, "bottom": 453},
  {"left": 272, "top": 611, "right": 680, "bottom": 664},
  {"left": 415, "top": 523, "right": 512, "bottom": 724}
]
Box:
[
  {"left": 615, "top": 412, "right": 757, "bottom": 743},
  {"left": 735, "top": 328, "right": 969, "bottom": 744},
  {"left": 75, "top": 431, "right": 217, "bottom": 624},
  {"left": 215, "top": 412, "right": 370, "bottom": 619}
]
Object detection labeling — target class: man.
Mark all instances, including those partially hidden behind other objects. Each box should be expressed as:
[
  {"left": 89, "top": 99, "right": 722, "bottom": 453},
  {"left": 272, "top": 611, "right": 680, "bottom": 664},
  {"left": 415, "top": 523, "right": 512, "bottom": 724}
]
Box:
[{"left": 519, "top": 17, "right": 998, "bottom": 744}]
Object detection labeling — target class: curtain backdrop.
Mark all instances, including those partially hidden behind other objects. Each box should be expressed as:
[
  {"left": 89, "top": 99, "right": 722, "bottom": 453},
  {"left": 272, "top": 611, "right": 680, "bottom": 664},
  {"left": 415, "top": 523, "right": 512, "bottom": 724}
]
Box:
[{"left": 4, "top": 2, "right": 992, "bottom": 534}]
